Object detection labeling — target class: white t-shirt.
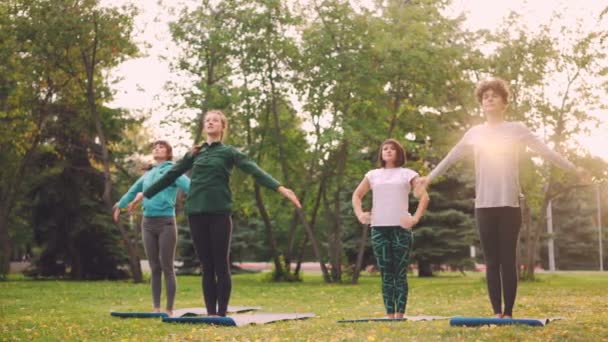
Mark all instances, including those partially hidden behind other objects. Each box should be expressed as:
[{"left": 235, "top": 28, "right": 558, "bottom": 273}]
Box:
[{"left": 365, "top": 167, "right": 419, "bottom": 227}]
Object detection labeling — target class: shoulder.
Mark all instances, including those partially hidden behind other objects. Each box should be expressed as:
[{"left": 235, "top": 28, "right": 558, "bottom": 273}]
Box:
[
  {"left": 465, "top": 124, "right": 484, "bottom": 135},
  {"left": 505, "top": 121, "right": 533, "bottom": 137},
  {"left": 365, "top": 168, "right": 381, "bottom": 180},
  {"left": 509, "top": 121, "right": 529, "bottom": 131},
  {"left": 400, "top": 167, "right": 419, "bottom": 179}
]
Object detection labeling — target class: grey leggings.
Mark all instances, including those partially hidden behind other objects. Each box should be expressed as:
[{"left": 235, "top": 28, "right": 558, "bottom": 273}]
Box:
[{"left": 142, "top": 216, "right": 177, "bottom": 310}]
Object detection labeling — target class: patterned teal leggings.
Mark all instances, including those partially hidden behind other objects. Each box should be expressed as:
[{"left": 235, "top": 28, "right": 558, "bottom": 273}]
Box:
[{"left": 371, "top": 226, "right": 413, "bottom": 314}]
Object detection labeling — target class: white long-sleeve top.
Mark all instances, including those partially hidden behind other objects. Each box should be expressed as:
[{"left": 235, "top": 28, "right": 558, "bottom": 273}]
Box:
[{"left": 428, "top": 121, "right": 576, "bottom": 208}]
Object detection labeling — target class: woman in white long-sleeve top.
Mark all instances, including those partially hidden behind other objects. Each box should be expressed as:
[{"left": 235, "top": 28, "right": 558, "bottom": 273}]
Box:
[{"left": 418, "top": 78, "right": 586, "bottom": 319}]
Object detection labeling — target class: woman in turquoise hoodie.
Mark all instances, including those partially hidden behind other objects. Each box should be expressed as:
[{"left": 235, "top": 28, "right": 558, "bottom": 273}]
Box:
[{"left": 113, "top": 140, "right": 190, "bottom": 316}]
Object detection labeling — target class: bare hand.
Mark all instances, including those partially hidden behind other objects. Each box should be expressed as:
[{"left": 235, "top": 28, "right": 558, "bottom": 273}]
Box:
[
  {"left": 399, "top": 214, "right": 418, "bottom": 229},
  {"left": 128, "top": 192, "right": 144, "bottom": 213},
  {"left": 357, "top": 212, "right": 371, "bottom": 225},
  {"left": 113, "top": 206, "right": 120, "bottom": 223},
  {"left": 278, "top": 186, "right": 302, "bottom": 208},
  {"left": 416, "top": 176, "right": 431, "bottom": 190}
]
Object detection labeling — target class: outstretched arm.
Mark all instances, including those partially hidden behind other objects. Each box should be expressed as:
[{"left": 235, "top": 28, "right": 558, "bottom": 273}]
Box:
[
  {"left": 520, "top": 123, "right": 590, "bottom": 182},
  {"left": 113, "top": 176, "right": 144, "bottom": 222},
  {"left": 352, "top": 177, "right": 371, "bottom": 225},
  {"left": 419, "top": 133, "right": 471, "bottom": 189},
  {"left": 143, "top": 153, "right": 194, "bottom": 199},
  {"left": 234, "top": 148, "right": 301, "bottom": 208}
]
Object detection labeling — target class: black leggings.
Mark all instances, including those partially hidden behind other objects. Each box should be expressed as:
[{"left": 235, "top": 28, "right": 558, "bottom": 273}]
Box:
[
  {"left": 475, "top": 206, "right": 521, "bottom": 316},
  {"left": 188, "top": 213, "right": 232, "bottom": 316}
]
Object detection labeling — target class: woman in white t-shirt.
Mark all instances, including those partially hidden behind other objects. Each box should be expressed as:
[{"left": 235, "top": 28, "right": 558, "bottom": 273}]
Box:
[{"left": 352, "top": 139, "right": 430, "bottom": 319}]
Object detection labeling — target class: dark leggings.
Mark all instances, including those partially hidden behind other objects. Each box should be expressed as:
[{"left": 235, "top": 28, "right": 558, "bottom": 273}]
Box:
[
  {"left": 475, "top": 206, "right": 521, "bottom": 316},
  {"left": 371, "top": 226, "right": 413, "bottom": 314},
  {"left": 188, "top": 213, "right": 232, "bottom": 316}
]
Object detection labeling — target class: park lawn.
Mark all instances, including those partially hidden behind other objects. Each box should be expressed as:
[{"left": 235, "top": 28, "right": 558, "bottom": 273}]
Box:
[{"left": 1, "top": 271, "right": 607, "bottom": 341}]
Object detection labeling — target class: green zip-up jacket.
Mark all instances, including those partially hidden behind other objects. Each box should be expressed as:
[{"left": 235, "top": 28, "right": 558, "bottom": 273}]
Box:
[{"left": 143, "top": 142, "right": 281, "bottom": 215}]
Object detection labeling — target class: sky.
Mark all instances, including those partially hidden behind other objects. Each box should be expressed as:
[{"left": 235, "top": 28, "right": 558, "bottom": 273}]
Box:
[{"left": 106, "top": 0, "right": 608, "bottom": 160}]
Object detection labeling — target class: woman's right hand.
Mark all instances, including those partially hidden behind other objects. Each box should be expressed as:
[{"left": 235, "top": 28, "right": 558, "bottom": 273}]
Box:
[
  {"left": 357, "top": 212, "right": 371, "bottom": 225},
  {"left": 127, "top": 192, "right": 144, "bottom": 213},
  {"left": 112, "top": 204, "right": 121, "bottom": 223}
]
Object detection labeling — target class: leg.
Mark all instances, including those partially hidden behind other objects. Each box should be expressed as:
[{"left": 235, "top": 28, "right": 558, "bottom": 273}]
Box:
[
  {"left": 393, "top": 228, "right": 413, "bottom": 316},
  {"left": 142, "top": 217, "right": 162, "bottom": 311},
  {"left": 498, "top": 207, "right": 521, "bottom": 317},
  {"left": 188, "top": 214, "right": 217, "bottom": 315},
  {"left": 159, "top": 217, "right": 178, "bottom": 313},
  {"left": 208, "top": 214, "right": 233, "bottom": 317},
  {"left": 371, "top": 227, "right": 396, "bottom": 316},
  {"left": 476, "top": 208, "right": 503, "bottom": 316}
]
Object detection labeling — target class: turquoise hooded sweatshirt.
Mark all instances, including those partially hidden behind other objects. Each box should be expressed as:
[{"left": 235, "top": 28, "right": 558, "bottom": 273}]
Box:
[{"left": 116, "top": 161, "right": 190, "bottom": 217}]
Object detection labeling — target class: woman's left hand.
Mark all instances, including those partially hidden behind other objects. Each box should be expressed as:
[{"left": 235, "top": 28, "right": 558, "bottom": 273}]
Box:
[
  {"left": 399, "top": 214, "right": 419, "bottom": 229},
  {"left": 277, "top": 186, "right": 302, "bottom": 209}
]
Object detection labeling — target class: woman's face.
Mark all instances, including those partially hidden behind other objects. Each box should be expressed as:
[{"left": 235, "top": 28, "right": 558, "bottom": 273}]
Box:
[
  {"left": 481, "top": 89, "right": 507, "bottom": 118},
  {"left": 152, "top": 144, "right": 169, "bottom": 161},
  {"left": 204, "top": 112, "right": 224, "bottom": 137},
  {"left": 382, "top": 143, "right": 398, "bottom": 165}
]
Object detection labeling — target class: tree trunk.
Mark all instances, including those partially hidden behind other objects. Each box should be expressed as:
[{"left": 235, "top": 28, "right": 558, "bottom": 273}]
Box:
[
  {"left": 351, "top": 224, "right": 370, "bottom": 284},
  {"left": 0, "top": 205, "right": 11, "bottom": 278},
  {"left": 418, "top": 260, "right": 433, "bottom": 277},
  {"left": 254, "top": 183, "right": 283, "bottom": 277},
  {"left": 81, "top": 20, "right": 142, "bottom": 283},
  {"left": 294, "top": 174, "right": 331, "bottom": 282}
]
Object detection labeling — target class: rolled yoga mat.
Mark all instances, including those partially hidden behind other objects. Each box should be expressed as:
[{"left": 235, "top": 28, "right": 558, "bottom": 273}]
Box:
[
  {"left": 162, "top": 312, "right": 316, "bottom": 326},
  {"left": 338, "top": 315, "right": 450, "bottom": 323},
  {"left": 111, "top": 306, "right": 261, "bottom": 319},
  {"left": 450, "top": 317, "right": 561, "bottom": 327}
]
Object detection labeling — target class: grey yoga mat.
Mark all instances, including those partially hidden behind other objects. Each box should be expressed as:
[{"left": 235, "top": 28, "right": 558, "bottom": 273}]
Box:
[{"left": 163, "top": 312, "right": 316, "bottom": 326}]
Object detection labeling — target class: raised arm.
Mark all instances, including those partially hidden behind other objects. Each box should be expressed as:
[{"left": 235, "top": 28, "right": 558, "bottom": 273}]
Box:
[
  {"left": 352, "top": 177, "right": 371, "bottom": 225},
  {"left": 175, "top": 174, "right": 191, "bottom": 194},
  {"left": 144, "top": 152, "right": 194, "bottom": 199},
  {"left": 519, "top": 123, "right": 576, "bottom": 172},
  {"left": 113, "top": 176, "right": 144, "bottom": 222},
  {"left": 233, "top": 148, "right": 301, "bottom": 208},
  {"left": 233, "top": 148, "right": 281, "bottom": 190},
  {"left": 116, "top": 176, "right": 144, "bottom": 209},
  {"left": 419, "top": 132, "right": 471, "bottom": 188}
]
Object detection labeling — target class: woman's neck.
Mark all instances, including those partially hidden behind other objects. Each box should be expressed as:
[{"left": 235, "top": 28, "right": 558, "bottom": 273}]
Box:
[
  {"left": 206, "top": 134, "right": 222, "bottom": 145},
  {"left": 485, "top": 113, "right": 505, "bottom": 126}
]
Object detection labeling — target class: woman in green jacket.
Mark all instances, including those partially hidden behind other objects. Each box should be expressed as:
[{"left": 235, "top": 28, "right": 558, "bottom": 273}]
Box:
[{"left": 134, "top": 110, "right": 301, "bottom": 317}]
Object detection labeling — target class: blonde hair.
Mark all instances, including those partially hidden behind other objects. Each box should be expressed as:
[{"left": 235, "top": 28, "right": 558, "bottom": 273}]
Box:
[{"left": 204, "top": 109, "right": 228, "bottom": 142}]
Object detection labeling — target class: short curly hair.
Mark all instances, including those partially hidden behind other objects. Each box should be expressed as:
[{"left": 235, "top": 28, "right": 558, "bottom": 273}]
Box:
[{"left": 475, "top": 78, "right": 510, "bottom": 104}]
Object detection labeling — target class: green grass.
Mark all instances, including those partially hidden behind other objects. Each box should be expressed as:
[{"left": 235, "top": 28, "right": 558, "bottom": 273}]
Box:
[{"left": 1, "top": 272, "right": 607, "bottom": 341}]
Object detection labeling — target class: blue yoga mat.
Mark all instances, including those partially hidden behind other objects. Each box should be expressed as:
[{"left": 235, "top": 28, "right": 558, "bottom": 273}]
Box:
[
  {"left": 110, "top": 312, "right": 169, "bottom": 318},
  {"left": 164, "top": 316, "right": 237, "bottom": 326},
  {"left": 450, "top": 317, "right": 554, "bottom": 327},
  {"left": 110, "top": 305, "right": 260, "bottom": 319}
]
